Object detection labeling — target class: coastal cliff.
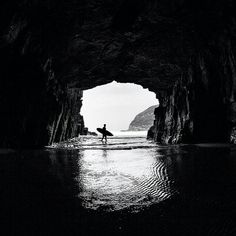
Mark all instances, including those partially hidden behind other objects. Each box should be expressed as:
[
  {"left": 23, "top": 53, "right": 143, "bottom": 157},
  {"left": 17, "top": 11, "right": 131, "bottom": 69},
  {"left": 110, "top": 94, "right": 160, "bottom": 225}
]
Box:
[{"left": 128, "top": 105, "right": 157, "bottom": 131}]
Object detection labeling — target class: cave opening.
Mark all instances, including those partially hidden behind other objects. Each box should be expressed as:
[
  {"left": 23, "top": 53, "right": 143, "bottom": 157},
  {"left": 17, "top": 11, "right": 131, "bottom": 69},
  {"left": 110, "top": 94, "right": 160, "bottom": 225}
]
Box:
[{"left": 80, "top": 81, "right": 159, "bottom": 134}]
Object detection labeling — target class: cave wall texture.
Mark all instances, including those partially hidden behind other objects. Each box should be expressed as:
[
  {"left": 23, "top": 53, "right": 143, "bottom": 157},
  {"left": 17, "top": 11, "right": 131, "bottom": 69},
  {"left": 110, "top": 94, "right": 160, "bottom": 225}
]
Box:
[{"left": 0, "top": 0, "right": 236, "bottom": 147}]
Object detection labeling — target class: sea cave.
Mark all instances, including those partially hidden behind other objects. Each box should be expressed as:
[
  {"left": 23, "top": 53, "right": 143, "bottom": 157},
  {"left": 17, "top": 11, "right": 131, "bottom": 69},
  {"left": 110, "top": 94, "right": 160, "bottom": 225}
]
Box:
[
  {"left": 1, "top": 0, "right": 236, "bottom": 148},
  {"left": 1, "top": 1, "right": 236, "bottom": 236}
]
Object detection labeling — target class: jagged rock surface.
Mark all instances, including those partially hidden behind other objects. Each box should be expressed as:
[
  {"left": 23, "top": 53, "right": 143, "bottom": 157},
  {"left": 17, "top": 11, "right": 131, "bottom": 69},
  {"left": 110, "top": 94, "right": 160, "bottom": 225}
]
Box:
[
  {"left": 128, "top": 105, "right": 157, "bottom": 131},
  {"left": 48, "top": 88, "right": 84, "bottom": 145},
  {"left": 0, "top": 0, "right": 236, "bottom": 147}
]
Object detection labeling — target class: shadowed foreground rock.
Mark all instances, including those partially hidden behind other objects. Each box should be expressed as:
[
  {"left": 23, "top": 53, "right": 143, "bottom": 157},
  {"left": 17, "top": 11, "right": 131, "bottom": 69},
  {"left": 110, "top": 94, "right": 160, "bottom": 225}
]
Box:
[{"left": 0, "top": 0, "right": 236, "bottom": 147}]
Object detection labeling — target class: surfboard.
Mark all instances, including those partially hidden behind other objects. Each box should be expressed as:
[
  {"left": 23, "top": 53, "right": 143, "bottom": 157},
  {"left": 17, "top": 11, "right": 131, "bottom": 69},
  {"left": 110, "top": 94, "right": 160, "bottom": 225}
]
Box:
[{"left": 97, "top": 128, "right": 113, "bottom": 136}]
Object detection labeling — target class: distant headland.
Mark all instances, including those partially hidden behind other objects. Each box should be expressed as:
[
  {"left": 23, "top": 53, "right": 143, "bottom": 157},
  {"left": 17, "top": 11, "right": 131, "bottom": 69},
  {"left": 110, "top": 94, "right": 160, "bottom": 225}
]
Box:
[{"left": 121, "top": 105, "right": 158, "bottom": 132}]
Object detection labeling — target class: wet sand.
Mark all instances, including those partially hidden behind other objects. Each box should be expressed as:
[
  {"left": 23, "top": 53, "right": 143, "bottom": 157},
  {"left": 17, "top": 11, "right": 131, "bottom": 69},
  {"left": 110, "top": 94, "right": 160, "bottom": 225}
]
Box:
[{"left": 1, "top": 135, "right": 236, "bottom": 235}]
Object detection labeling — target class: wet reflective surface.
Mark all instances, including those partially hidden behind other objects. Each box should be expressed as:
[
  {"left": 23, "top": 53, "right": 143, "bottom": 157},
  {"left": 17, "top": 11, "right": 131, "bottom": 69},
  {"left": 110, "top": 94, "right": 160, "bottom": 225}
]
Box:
[
  {"left": 50, "top": 135, "right": 178, "bottom": 211},
  {"left": 78, "top": 148, "right": 177, "bottom": 211},
  {"left": 1, "top": 136, "right": 236, "bottom": 235}
]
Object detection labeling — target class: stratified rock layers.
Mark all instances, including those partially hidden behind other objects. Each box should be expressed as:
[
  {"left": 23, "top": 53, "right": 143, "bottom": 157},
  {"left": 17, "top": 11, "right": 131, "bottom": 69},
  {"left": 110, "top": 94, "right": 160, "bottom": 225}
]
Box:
[
  {"left": 0, "top": 0, "right": 236, "bottom": 147},
  {"left": 47, "top": 88, "right": 84, "bottom": 145}
]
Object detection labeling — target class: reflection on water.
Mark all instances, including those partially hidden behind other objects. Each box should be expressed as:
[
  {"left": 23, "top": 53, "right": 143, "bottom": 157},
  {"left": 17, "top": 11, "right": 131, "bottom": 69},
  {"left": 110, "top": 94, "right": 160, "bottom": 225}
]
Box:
[
  {"left": 1, "top": 138, "right": 236, "bottom": 235},
  {"left": 76, "top": 148, "right": 177, "bottom": 211},
  {"left": 46, "top": 137, "right": 236, "bottom": 215},
  {"left": 48, "top": 136, "right": 180, "bottom": 211}
]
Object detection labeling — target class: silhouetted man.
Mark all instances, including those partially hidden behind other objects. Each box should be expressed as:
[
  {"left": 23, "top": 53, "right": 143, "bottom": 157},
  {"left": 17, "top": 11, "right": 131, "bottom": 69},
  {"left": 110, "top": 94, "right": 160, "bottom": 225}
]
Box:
[{"left": 102, "top": 124, "right": 107, "bottom": 142}]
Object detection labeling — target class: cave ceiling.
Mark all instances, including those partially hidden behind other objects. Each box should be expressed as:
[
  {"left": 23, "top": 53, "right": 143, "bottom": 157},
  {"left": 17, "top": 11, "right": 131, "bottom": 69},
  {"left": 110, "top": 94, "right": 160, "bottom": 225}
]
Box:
[
  {"left": 2, "top": 0, "right": 235, "bottom": 93},
  {"left": 61, "top": 0, "right": 190, "bottom": 92}
]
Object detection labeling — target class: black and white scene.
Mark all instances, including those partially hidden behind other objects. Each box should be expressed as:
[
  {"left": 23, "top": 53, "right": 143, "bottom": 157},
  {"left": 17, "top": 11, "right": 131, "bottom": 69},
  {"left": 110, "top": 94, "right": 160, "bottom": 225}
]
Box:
[{"left": 1, "top": 1, "right": 236, "bottom": 235}]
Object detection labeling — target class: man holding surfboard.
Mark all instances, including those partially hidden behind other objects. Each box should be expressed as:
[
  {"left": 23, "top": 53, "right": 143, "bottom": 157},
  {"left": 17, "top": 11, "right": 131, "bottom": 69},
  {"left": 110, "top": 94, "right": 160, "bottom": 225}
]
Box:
[
  {"left": 101, "top": 124, "right": 107, "bottom": 142},
  {"left": 97, "top": 124, "right": 113, "bottom": 142}
]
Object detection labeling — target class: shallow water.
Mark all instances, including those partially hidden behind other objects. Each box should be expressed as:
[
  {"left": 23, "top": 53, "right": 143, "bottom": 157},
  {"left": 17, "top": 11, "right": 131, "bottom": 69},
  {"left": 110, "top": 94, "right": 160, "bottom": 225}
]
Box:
[
  {"left": 49, "top": 134, "right": 176, "bottom": 211},
  {"left": 1, "top": 134, "right": 236, "bottom": 235}
]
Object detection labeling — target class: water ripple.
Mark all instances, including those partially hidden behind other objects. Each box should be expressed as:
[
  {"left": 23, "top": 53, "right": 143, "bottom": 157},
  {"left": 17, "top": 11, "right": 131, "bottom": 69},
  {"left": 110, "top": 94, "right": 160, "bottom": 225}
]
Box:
[{"left": 49, "top": 133, "right": 179, "bottom": 211}]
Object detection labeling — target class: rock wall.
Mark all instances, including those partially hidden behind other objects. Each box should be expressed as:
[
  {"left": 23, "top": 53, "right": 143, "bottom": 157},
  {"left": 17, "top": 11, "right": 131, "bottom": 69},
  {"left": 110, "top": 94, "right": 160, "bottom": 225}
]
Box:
[
  {"left": 0, "top": 53, "right": 84, "bottom": 147},
  {"left": 0, "top": 0, "right": 85, "bottom": 147},
  {"left": 47, "top": 88, "right": 84, "bottom": 145},
  {"left": 153, "top": 37, "right": 236, "bottom": 143}
]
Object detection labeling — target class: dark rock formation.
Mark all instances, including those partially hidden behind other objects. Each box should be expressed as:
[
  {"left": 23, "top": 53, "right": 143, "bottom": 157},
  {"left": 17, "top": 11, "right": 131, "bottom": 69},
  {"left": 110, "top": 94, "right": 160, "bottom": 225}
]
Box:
[
  {"left": 0, "top": 0, "right": 236, "bottom": 147},
  {"left": 87, "top": 131, "right": 98, "bottom": 136},
  {"left": 128, "top": 105, "right": 158, "bottom": 131},
  {"left": 147, "top": 125, "right": 155, "bottom": 140},
  {"left": 0, "top": 1, "right": 85, "bottom": 147},
  {"left": 47, "top": 88, "right": 84, "bottom": 145}
]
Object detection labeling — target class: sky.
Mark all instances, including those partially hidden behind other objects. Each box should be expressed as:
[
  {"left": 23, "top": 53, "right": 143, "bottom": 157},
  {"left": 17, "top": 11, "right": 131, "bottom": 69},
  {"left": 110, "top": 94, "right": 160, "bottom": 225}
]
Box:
[{"left": 81, "top": 81, "right": 158, "bottom": 132}]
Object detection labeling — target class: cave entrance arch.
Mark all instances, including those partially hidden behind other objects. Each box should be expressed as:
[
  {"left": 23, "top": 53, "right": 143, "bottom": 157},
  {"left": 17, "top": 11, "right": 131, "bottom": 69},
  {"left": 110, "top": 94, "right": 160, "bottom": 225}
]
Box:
[{"left": 81, "top": 81, "right": 158, "bottom": 134}]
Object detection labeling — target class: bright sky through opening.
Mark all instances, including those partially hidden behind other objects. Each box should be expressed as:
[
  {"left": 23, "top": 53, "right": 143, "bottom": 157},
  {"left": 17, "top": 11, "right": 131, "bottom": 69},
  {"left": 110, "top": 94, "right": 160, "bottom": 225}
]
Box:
[{"left": 81, "top": 81, "right": 158, "bottom": 132}]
